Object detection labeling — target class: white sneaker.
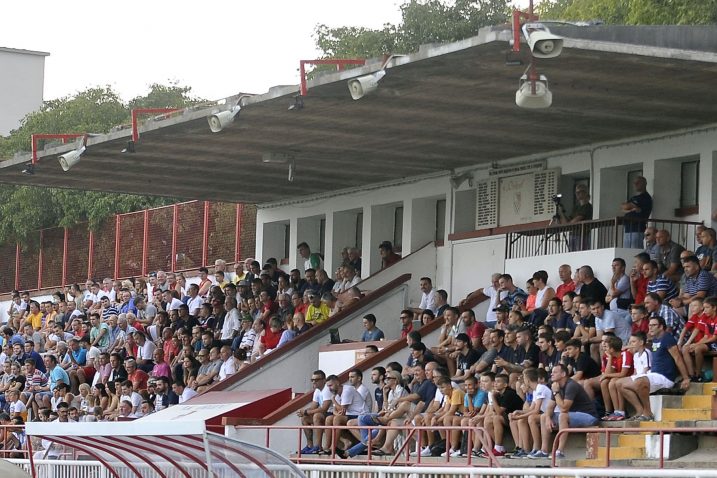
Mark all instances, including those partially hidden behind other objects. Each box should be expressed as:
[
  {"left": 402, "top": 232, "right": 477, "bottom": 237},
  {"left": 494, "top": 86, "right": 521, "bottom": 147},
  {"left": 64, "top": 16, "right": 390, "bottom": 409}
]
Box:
[
  {"left": 450, "top": 449, "right": 463, "bottom": 457},
  {"left": 420, "top": 447, "right": 433, "bottom": 457},
  {"left": 440, "top": 449, "right": 449, "bottom": 457}
]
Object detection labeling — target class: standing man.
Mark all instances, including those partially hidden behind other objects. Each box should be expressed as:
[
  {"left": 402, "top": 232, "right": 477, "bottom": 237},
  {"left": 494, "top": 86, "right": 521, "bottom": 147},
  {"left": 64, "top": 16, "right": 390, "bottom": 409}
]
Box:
[
  {"left": 621, "top": 175, "right": 652, "bottom": 249},
  {"left": 460, "top": 273, "right": 506, "bottom": 326},
  {"left": 297, "top": 242, "right": 323, "bottom": 273}
]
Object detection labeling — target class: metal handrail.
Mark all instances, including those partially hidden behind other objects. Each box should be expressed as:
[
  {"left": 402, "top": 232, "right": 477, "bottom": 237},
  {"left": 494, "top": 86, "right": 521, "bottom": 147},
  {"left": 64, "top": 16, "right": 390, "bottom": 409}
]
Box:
[
  {"left": 236, "top": 424, "right": 500, "bottom": 467},
  {"left": 551, "top": 426, "right": 717, "bottom": 468}
]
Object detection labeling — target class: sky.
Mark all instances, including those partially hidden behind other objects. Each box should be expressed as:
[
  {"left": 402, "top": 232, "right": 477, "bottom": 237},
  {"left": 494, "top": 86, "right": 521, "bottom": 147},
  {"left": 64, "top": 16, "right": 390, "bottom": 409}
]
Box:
[{"left": 2, "top": 0, "right": 529, "bottom": 103}]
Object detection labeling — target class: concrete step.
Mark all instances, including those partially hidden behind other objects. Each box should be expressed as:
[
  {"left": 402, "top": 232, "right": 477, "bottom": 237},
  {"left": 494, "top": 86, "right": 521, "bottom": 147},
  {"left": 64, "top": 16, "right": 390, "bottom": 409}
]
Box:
[
  {"left": 702, "top": 382, "right": 717, "bottom": 395},
  {"left": 618, "top": 434, "right": 647, "bottom": 447},
  {"left": 597, "top": 446, "right": 645, "bottom": 460},
  {"left": 682, "top": 394, "right": 712, "bottom": 408},
  {"left": 575, "top": 458, "right": 608, "bottom": 467},
  {"left": 661, "top": 408, "right": 712, "bottom": 421}
]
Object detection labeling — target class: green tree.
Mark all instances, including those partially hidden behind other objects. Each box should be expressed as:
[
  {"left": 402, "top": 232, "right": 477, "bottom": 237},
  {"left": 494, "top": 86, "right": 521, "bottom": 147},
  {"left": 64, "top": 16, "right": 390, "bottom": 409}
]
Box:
[
  {"left": 536, "top": 0, "right": 717, "bottom": 25},
  {"left": 0, "top": 83, "right": 204, "bottom": 244},
  {"left": 314, "top": 0, "right": 509, "bottom": 60}
]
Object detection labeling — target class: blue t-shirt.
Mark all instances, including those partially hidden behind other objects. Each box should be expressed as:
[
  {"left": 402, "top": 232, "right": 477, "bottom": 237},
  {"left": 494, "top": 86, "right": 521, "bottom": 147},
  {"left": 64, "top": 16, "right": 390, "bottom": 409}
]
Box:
[
  {"left": 72, "top": 348, "right": 87, "bottom": 366},
  {"left": 464, "top": 390, "right": 488, "bottom": 409},
  {"left": 49, "top": 366, "right": 70, "bottom": 391},
  {"left": 362, "top": 328, "right": 385, "bottom": 342},
  {"left": 412, "top": 378, "right": 437, "bottom": 407},
  {"left": 651, "top": 331, "right": 678, "bottom": 381}
]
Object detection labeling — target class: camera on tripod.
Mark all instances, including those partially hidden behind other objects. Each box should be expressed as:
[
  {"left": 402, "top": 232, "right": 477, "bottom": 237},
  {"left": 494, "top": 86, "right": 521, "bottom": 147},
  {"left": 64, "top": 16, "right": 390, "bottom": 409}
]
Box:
[{"left": 551, "top": 193, "right": 563, "bottom": 205}]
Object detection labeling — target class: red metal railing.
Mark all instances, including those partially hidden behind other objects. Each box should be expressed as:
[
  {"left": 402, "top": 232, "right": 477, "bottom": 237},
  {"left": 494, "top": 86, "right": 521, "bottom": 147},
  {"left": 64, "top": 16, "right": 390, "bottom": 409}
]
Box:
[
  {"left": 237, "top": 424, "right": 500, "bottom": 468},
  {"left": 551, "top": 426, "right": 717, "bottom": 468},
  {"left": 5, "top": 201, "right": 256, "bottom": 294}
]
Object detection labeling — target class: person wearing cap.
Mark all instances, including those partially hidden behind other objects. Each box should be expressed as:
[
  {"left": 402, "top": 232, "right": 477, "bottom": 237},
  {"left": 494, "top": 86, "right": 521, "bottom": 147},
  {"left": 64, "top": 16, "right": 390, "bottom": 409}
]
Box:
[
  {"left": 450, "top": 333, "right": 480, "bottom": 384},
  {"left": 379, "top": 241, "right": 401, "bottom": 270},
  {"left": 344, "top": 369, "right": 409, "bottom": 457},
  {"left": 306, "top": 292, "right": 330, "bottom": 326},
  {"left": 492, "top": 304, "right": 510, "bottom": 329},
  {"left": 361, "top": 314, "right": 384, "bottom": 342}
]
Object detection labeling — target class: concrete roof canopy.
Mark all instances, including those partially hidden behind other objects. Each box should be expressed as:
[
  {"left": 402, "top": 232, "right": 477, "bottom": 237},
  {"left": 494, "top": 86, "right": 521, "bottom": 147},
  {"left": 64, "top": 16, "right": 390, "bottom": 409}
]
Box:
[{"left": 2, "top": 25, "right": 717, "bottom": 205}]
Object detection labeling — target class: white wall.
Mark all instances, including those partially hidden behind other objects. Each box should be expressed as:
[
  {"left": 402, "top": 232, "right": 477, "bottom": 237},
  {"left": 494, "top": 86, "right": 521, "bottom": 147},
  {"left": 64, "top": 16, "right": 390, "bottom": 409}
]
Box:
[
  {"left": 0, "top": 49, "right": 46, "bottom": 136},
  {"left": 505, "top": 247, "right": 642, "bottom": 292}
]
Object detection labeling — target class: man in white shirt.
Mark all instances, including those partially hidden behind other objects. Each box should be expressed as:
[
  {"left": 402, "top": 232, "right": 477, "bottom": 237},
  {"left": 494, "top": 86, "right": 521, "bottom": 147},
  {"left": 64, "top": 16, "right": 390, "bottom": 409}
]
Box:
[
  {"left": 218, "top": 346, "right": 236, "bottom": 381},
  {"left": 186, "top": 284, "right": 204, "bottom": 317},
  {"left": 119, "top": 380, "right": 143, "bottom": 414},
  {"left": 349, "top": 368, "right": 374, "bottom": 414},
  {"left": 413, "top": 277, "right": 439, "bottom": 315},
  {"left": 172, "top": 380, "right": 199, "bottom": 404},
  {"left": 220, "top": 297, "right": 240, "bottom": 344},
  {"left": 296, "top": 370, "right": 333, "bottom": 454},
  {"left": 134, "top": 332, "right": 157, "bottom": 373},
  {"left": 459, "top": 273, "right": 506, "bottom": 326},
  {"left": 323, "top": 374, "right": 366, "bottom": 452}
]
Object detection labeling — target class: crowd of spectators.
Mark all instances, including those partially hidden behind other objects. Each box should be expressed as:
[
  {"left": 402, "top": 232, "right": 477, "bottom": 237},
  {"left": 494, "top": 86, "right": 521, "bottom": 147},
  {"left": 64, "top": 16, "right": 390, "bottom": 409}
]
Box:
[
  {"left": 0, "top": 240, "right": 407, "bottom": 457},
  {"left": 296, "top": 221, "right": 717, "bottom": 461}
]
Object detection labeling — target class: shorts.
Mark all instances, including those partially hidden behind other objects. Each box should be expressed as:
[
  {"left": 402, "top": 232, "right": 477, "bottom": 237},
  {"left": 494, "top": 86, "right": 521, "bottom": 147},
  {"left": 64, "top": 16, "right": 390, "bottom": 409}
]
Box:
[
  {"left": 35, "top": 391, "right": 53, "bottom": 400},
  {"left": 710, "top": 343, "right": 717, "bottom": 352},
  {"left": 551, "top": 411, "right": 598, "bottom": 428},
  {"left": 632, "top": 372, "right": 674, "bottom": 393},
  {"left": 346, "top": 415, "right": 358, "bottom": 420},
  {"left": 81, "top": 367, "right": 96, "bottom": 380}
]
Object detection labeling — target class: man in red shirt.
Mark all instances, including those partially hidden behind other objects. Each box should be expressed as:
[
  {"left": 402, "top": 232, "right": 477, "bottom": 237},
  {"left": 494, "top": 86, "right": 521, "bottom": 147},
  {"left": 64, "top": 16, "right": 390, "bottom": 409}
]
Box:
[
  {"left": 555, "top": 264, "right": 576, "bottom": 300},
  {"left": 630, "top": 253, "right": 650, "bottom": 305},
  {"left": 124, "top": 358, "right": 149, "bottom": 393},
  {"left": 379, "top": 241, "right": 402, "bottom": 270},
  {"left": 460, "top": 309, "right": 486, "bottom": 350},
  {"left": 259, "top": 317, "right": 283, "bottom": 354},
  {"left": 399, "top": 309, "right": 414, "bottom": 339}
]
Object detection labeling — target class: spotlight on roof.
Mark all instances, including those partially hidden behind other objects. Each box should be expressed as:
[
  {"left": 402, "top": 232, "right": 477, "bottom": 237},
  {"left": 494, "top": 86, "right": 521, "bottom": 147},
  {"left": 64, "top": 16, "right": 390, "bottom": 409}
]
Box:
[
  {"left": 450, "top": 172, "right": 474, "bottom": 189},
  {"left": 522, "top": 23, "right": 563, "bottom": 59},
  {"left": 58, "top": 143, "right": 87, "bottom": 171},
  {"left": 515, "top": 74, "right": 552, "bottom": 109},
  {"left": 21, "top": 163, "right": 34, "bottom": 175},
  {"left": 347, "top": 70, "right": 386, "bottom": 100},
  {"left": 288, "top": 95, "right": 304, "bottom": 111},
  {"left": 207, "top": 105, "right": 241, "bottom": 133},
  {"left": 121, "top": 140, "right": 135, "bottom": 154}
]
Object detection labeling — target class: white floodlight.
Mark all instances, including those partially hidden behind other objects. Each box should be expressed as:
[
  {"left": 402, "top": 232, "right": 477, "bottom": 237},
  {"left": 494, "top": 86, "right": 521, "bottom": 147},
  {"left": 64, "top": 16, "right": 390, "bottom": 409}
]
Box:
[
  {"left": 58, "top": 144, "right": 87, "bottom": 171},
  {"left": 522, "top": 23, "right": 563, "bottom": 59},
  {"left": 515, "top": 74, "right": 552, "bottom": 109},
  {"left": 347, "top": 70, "right": 386, "bottom": 100}
]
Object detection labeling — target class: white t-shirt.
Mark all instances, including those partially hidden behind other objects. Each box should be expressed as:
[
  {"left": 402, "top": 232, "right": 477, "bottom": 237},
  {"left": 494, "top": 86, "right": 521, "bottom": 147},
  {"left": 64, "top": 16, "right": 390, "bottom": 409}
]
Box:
[
  {"left": 633, "top": 349, "right": 652, "bottom": 375},
  {"left": 356, "top": 383, "right": 373, "bottom": 414},
  {"left": 533, "top": 383, "right": 552, "bottom": 413},
  {"left": 138, "top": 340, "right": 156, "bottom": 362},
  {"left": 187, "top": 296, "right": 204, "bottom": 316},
  {"left": 312, "top": 384, "right": 333, "bottom": 408},
  {"left": 337, "top": 384, "right": 366, "bottom": 417},
  {"left": 219, "top": 359, "right": 237, "bottom": 381},
  {"left": 121, "top": 391, "right": 143, "bottom": 411},
  {"left": 479, "top": 285, "right": 506, "bottom": 324},
  {"left": 419, "top": 289, "right": 438, "bottom": 314},
  {"left": 220, "top": 309, "right": 240, "bottom": 341},
  {"left": 166, "top": 298, "right": 183, "bottom": 312},
  {"left": 9, "top": 400, "right": 26, "bottom": 415},
  {"left": 179, "top": 387, "right": 198, "bottom": 404}
]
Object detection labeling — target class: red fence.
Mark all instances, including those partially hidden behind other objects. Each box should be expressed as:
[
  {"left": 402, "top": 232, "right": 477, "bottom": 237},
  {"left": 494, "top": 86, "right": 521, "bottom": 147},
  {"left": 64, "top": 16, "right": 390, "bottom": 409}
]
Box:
[{"left": 7, "top": 201, "right": 257, "bottom": 294}]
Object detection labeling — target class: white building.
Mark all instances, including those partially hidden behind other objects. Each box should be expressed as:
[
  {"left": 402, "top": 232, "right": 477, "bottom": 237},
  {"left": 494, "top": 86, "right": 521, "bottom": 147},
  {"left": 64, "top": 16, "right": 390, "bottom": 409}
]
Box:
[{"left": 0, "top": 46, "right": 48, "bottom": 136}]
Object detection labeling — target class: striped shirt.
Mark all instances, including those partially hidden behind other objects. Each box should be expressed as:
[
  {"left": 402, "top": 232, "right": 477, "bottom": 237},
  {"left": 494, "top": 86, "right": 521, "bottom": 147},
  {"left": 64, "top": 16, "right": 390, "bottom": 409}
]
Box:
[
  {"left": 646, "top": 274, "right": 678, "bottom": 302},
  {"left": 683, "top": 270, "right": 717, "bottom": 298}
]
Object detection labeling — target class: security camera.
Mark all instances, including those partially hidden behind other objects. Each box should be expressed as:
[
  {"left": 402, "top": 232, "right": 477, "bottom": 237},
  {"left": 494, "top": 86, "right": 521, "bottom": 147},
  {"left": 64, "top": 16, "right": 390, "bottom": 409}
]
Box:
[
  {"left": 522, "top": 23, "right": 563, "bottom": 59},
  {"left": 58, "top": 145, "right": 86, "bottom": 171},
  {"left": 207, "top": 105, "right": 240, "bottom": 133},
  {"left": 347, "top": 70, "right": 386, "bottom": 100},
  {"left": 515, "top": 74, "right": 552, "bottom": 109}
]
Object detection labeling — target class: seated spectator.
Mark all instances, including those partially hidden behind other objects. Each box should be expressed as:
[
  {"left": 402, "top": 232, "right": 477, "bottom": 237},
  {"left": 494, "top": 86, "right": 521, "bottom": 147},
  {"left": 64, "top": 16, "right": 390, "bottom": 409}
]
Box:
[
  {"left": 655, "top": 229, "right": 685, "bottom": 283},
  {"left": 419, "top": 309, "right": 436, "bottom": 326},
  {"left": 533, "top": 363, "right": 598, "bottom": 459},
  {"left": 460, "top": 309, "right": 486, "bottom": 350},
  {"left": 258, "top": 317, "right": 283, "bottom": 356},
  {"left": 532, "top": 270, "right": 556, "bottom": 311},
  {"left": 545, "top": 297, "right": 572, "bottom": 333},
  {"left": 316, "top": 269, "right": 335, "bottom": 296},
  {"left": 630, "top": 252, "right": 651, "bottom": 305},
  {"left": 611, "top": 332, "right": 651, "bottom": 420},
  {"left": 278, "top": 315, "right": 299, "bottom": 348},
  {"left": 322, "top": 374, "right": 367, "bottom": 454},
  {"left": 537, "top": 333, "right": 561, "bottom": 372},
  {"left": 577, "top": 266, "right": 607, "bottom": 305},
  {"left": 671, "top": 256, "right": 717, "bottom": 314},
  {"left": 306, "top": 292, "right": 330, "bottom": 326},
  {"left": 643, "top": 259, "right": 678, "bottom": 302},
  {"left": 431, "top": 307, "right": 461, "bottom": 376},
  {"left": 605, "top": 258, "right": 631, "bottom": 311},
  {"left": 509, "top": 367, "right": 550, "bottom": 458},
  {"left": 195, "top": 347, "right": 221, "bottom": 392},
  {"left": 696, "top": 227, "right": 717, "bottom": 271},
  {"left": 412, "top": 277, "right": 439, "bottom": 316},
  {"left": 434, "top": 289, "right": 449, "bottom": 317},
  {"left": 361, "top": 314, "right": 384, "bottom": 342},
  {"left": 218, "top": 345, "right": 236, "bottom": 381},
  {"left": 619, "top": 316, "right": 690, "bottom": 421},
  {"left": 678, "top": 298, "right": 705, "bottom": 348},
  {"left": 449, "top": 333, "right": 480, "bottom": 385},
  {"left": 399, "top": 310, "right": 414, "bottom": 339},
  {"left": 562, "top": 339, "right": 600, "bottom": 384},
  {"left": 133, "top": 331, "right": 156, "bottom": 374},
  {"left": 172, "top": 380, "right": 198, "bottom": 404},
  {"left": 498, "top": 274, "right": 528, "bottom": 311},
  {"left": 644, "top": 292, "right": 683, "bottom": 341},
  {"left": 681, "top": 296, "right": 717, "bottom": 382},
  {"left": 630, "top": 304, "right": 650, "bottom": 335},
  {"left": 379, "top": 241, "right": 401, "bottom": 270},
  {"left": 485, "top": 373, "right": 524, "bottom": 457},
  {"left": 586, "top": 335, "right": 633, "bottom": 418},
  {"left": 460, "top": 273, "right": 505, "bottom": 327},
  {"left": 297, "top": 370, "right": 332, "bottom": 455},
  {"left": 463, "top": 372, "right": 495, "bottom": 456}
]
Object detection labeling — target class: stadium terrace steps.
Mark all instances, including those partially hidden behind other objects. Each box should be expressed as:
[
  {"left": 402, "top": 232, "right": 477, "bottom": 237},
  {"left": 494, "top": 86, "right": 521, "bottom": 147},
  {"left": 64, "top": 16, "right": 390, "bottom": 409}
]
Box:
[{"left": 582, "top": 381, "right": 717, "bottom": 467}]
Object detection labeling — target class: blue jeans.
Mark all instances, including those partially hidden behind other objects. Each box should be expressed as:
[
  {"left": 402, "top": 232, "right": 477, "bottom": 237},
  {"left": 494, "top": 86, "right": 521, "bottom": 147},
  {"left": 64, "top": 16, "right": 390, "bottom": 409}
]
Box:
[
  {"left": 347, "top": 414, "right": 381, "bottom": 457},
  {"left": 552, "top": 411, "right": 598, "bottom": 428},
  {"left": 623, "top": 232, "right": 644, "bottom": 249}
]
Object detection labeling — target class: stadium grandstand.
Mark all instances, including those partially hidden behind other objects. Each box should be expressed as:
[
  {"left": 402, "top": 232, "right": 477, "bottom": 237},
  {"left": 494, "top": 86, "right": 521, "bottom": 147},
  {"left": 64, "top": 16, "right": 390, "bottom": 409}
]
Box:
[{"left": 2, "top": 18, "right": 717, "bottom": 478}]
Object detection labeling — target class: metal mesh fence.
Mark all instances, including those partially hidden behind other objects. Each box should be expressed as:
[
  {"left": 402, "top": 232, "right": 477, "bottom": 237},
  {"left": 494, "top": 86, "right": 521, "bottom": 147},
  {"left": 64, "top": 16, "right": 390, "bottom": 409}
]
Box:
[
  {"left": 147, "top": 206, "right": 173, "bottom": 274},
  {"left": 17, "top": 238, "right": 40, "bottom": 291},
  {"left": 65, "top": 223, "right": 90, "bottom": 286},
  {"left": 207, "top": 202, "right": 237, "bottom": 265},
  {"left": 41, "top": 228, "right": 65, "bottom": 289},
  {"left": 117, "top": 212, "right": 145, "bottom": 279},
  {"left": 91, "top": 219, "right": 116, "bottom": 281},
  {"left": 175, "top": 202, "right": 204, "bottom": 271},
  {"left": 0, "top": 201, "right": 255, "bottom": 294},
  {"left": 0, "top": 243, "right": 16, "bottom": 292}
]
